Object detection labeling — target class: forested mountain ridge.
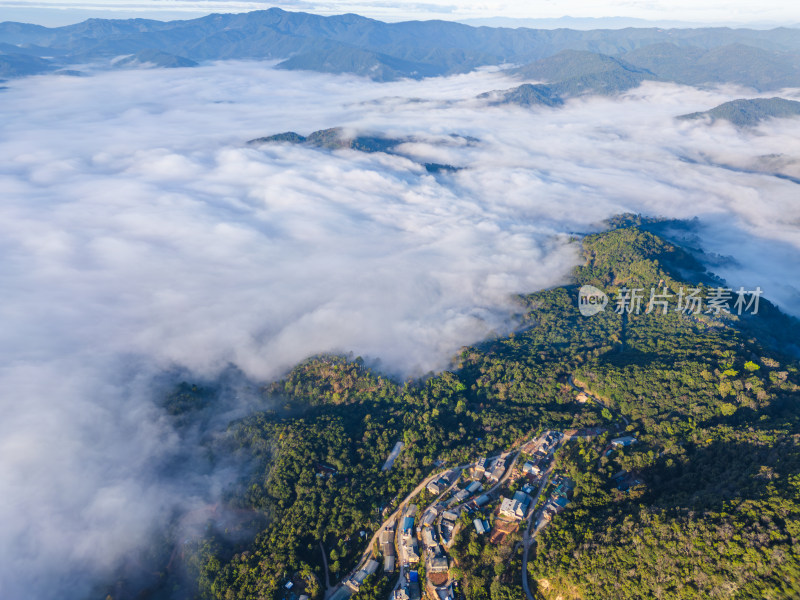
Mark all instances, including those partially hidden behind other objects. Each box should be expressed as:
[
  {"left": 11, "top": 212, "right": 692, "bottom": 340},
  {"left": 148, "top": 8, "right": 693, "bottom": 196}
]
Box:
[
  {"left": 248, "top": 128, "right": 405, "bottom": 153},
  {"left": 678, "top": 97, "right": 800, "bottom": 127},
  {"left": 618, "top": 42, "right": 800, "bottom": 91},
  {"left": 123, "top": 217, "right": 799, "bottom": 600},
  {"left": 247, "top": 127, "right": 468, "bottom": 172},
  {"left": 480, "top": 45, "right": 800, "bottom": 107}
]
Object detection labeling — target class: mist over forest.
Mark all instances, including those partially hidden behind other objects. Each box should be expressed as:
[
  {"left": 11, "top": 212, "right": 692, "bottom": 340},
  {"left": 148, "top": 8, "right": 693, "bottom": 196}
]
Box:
[{"left": 1, "top": 10, "right": 800, "bottom": 599}]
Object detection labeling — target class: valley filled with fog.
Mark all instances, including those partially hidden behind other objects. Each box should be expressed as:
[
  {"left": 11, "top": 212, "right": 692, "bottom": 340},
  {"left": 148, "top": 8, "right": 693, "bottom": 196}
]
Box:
[{"left": 1, "top": 62, "right": 799, "bottom": 598}]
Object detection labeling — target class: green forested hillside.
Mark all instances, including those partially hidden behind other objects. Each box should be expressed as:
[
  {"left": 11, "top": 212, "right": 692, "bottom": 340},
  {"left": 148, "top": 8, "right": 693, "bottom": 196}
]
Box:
[
  {"left": 512, "top": 50, "right": 652, "bottom": 83},
  {"left": 526, "top": 224, "right": 800, "bottom": 599},
  {"left": 140, "top": 218, "right": 799, "bottom": 600}
]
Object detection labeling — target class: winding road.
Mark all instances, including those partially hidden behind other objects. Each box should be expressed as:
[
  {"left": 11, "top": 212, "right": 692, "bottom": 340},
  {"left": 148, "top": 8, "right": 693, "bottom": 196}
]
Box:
[
  {"left": 520, "top": 450, "right": 559, "bottom": 600},
  {"left": 320, "top": 542, "right": 333, "bottom": 599}
]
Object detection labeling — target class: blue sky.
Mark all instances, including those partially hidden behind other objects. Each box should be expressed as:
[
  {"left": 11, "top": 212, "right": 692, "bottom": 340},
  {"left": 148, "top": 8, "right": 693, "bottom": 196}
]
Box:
[{"left": 1, "top": 0, "right": 799, "bottom": 27}]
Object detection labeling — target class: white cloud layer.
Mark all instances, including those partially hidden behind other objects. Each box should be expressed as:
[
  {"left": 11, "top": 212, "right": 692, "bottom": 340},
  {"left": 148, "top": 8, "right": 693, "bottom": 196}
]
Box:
[{"left": 1, "top": 62, "right": 800, "bottom": 598}]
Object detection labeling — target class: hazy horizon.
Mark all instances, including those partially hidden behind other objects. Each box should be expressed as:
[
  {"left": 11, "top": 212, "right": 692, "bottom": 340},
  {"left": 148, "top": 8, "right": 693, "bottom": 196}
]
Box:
[{"left": 1, "top": 2, "right": 798, "bottom": 29}]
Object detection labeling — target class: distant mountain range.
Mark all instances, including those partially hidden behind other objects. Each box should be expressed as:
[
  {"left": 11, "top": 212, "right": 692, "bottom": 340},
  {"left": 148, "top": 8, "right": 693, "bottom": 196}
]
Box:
[
  {"left": 477, "top": 45, "right": 800, "bottom": 108},
  {"left": 1, "top": 8, "right": 800, "bottom": 92},
  {"left": 678, "top": 97, "right": 800, "bottom": 127}
]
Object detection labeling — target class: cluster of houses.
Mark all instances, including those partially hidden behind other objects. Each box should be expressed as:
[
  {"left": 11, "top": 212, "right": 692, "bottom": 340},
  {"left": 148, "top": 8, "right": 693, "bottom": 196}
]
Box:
[
  {"left": 392, "top": 459, "right": 520, "bottom": 599},
  {"left": 329, "top": 431, "right": 587, "bottom": 600},
  {"left": 419, "top": 469, "right": 492, "bottom": 545},
  {"left": 537, "top": 475, "right": 573, "bottom": 526},
  {"left": 401, "top": 473, "right": 487, "bottom": 572},
  {"left": 518, "top": 431, "right": 560, "bottom": 481}
]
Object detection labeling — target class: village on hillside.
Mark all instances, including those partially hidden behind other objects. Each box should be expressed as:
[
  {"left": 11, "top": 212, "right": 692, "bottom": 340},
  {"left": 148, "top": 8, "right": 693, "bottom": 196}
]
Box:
[
  {"left": 322, "top": 429, "right": 581, "bottom": 600},
  {"left": 276, "top": 379, "right": 639, "bottom": 600}
]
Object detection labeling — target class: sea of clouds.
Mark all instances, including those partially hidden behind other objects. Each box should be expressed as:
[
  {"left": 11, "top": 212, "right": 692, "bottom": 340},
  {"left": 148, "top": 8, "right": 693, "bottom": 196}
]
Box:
[{"left": 1, "top": 61, "right": 799, "bottom": 598}]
